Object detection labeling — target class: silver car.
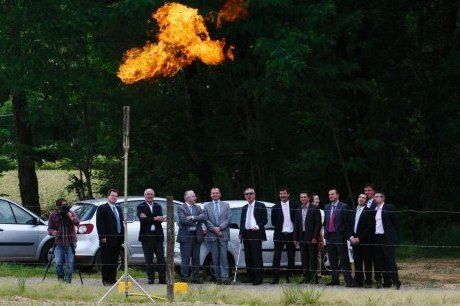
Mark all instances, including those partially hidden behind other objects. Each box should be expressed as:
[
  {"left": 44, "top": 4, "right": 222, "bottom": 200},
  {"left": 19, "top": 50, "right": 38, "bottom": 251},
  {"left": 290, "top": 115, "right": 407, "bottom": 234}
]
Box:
[{"left": 0, "top": 197, "right": 54, "bottom": 263}]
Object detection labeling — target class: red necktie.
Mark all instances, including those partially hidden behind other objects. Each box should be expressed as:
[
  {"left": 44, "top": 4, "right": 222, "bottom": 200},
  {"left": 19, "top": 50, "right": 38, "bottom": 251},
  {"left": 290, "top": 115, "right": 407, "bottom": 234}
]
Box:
[{"left": 328, "top": 205, "right": 336, "bottom": 232}]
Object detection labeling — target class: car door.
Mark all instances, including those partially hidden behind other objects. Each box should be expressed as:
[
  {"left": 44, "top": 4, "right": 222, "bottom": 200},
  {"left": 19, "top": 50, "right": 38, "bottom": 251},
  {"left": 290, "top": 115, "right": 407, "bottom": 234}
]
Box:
[
  {"left": 0, "top": 199, "right": 39, "bottom": 260},
  {"left": 124, "top": 200, "right": 144, "bottom": 264}
]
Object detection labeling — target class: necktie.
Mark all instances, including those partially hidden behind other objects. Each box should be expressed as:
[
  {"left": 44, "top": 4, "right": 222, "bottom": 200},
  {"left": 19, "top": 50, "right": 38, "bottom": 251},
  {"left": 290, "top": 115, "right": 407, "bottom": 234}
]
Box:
[
  {"left": 112, "top": 205, "right": 121, "bottom": 233},
  {"left": 328, "top": 205, "right": 336, "bottom": 232},
  {"left": 214, "top": 201, "right": 220, "bottom": 224},
  {"left": 302, "top": 207, "right": 308, "bottom": 231}
]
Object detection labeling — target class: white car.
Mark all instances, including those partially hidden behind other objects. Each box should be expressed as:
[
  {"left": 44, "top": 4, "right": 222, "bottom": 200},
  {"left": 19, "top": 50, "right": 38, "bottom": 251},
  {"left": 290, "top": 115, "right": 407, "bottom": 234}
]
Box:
[{"left": 71, "top": 198, "right": 303, "bottom": 276}]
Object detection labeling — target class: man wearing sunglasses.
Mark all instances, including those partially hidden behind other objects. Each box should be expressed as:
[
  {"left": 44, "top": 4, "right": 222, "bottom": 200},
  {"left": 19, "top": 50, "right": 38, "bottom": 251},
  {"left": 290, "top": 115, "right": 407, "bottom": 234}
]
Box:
[{"left": 239, "top": 188, "right": 267, "bottom": 285}]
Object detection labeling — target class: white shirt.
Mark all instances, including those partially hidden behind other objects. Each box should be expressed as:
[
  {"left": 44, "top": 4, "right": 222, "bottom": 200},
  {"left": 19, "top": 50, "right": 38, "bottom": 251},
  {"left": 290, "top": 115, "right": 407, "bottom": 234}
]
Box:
[
  {"left": 375, "top": 203, "right": 384, "bottom": 234},
  {"left": 245, "top": 202, "right": 258, "bottom": 230},
  {"left": 186, "top": 203, "right": 196, "bottom": 231},
  {"left": 146, "top": 201, "right": 154, "bottom": 214},
  {"left": 367, "top": 198, "right": 374, "bottom": 208},
  {"left": 354, "top": 206, "right": 364, "bottom": 233},
  {"left": 281, "top": 201, "right": 294, "bottom": 233}
]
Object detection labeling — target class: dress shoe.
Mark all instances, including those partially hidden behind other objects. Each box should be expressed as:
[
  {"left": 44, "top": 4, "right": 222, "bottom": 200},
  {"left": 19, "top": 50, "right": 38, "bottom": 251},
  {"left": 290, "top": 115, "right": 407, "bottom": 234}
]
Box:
[
  {"left": 300, "top": 278, "right": 310, "bottom": 284},
  {"left": 191, "top": 279, "right": 203, "bottom": 284},
  {"left": 286, "top": 277, "right": 291, "bottom": 284},
  {"left": 345, "top": 283, "right": 353, "bottom": 288},
  {"left": 364, "top": 282, "right": 372, "bottom": 288},
  {"left": 180, "top": 277, "right": 188, "bottom": 282},
  {"left": 253, "top": 280, "right": 263, "bottom": 285},
  {"left": 148, "top": 279, "right": 155, "bottom": 284},
  {"left": 352, "top": 282, "right": 363, "bottom": 288},
  {"left": 383, "top": 282, "right": 392, "bottom": 288},
  {"left": 158, "top": 279, "right": 167, "bottom": 285},
  {"left": 375, "top": 282, "right": 382, "bottom": 289},
  {"left": 241, "top": 278, "right": 254, "bottom": 283},
  {"left": 103, "top": 281, "right": 113, "bottom": 287},
  {"left": 395, "top": 281, "right": 401, "bottom": 290},
  {"left": 270, "top": 279, "right": 279, "bottom": 285},
  {"left": 326, "top": 281, "right": 340, "bottom": 286},
  {"left": 216, "top": 279, "right": 223, "bottom": 285}
]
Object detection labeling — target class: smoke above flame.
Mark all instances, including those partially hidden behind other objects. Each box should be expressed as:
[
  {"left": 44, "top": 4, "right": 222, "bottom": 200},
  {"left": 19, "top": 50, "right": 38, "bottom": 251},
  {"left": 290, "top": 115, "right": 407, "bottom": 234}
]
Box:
[
  {"left": 118, "top": 3, "right": 230, "bottom": 84},
  {"left": 217, "top": 0, "right": 249, "bottom": 28}
]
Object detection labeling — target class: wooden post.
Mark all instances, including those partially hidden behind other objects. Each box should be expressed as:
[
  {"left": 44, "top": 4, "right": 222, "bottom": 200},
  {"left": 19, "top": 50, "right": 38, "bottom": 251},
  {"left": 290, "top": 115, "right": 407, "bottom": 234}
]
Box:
[{"left": 166, "top": 196, "right": 175, "bottom": 302}]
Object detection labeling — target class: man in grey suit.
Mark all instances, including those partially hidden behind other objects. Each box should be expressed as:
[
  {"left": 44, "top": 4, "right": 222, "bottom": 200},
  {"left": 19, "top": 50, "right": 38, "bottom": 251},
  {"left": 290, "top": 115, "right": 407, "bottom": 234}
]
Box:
[
  {"left": 204, "top": 187, "right": 232, "bottom": 284},
  {"left": 176, "top": 190, "right": 207, "bottom": 283}
]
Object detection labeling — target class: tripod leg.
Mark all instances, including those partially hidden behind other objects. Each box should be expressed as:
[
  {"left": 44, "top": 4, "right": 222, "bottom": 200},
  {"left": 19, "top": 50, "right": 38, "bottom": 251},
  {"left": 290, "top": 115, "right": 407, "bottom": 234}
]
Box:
[
  {"left": 78, "top": 269, "right": 83, "bottom": 285},
  {"left": 42, "top": 244, "right": 56, "bottom": 282}
]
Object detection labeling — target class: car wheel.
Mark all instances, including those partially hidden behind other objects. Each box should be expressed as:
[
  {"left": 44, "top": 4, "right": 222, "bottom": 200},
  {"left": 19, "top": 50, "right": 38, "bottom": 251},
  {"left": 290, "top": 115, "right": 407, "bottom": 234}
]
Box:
[
  {"left": 94, "top": 248, "right": 124, "bottom": 273},
  {"left": 40, "top": 240, "right": 54, "bottom": 264}
]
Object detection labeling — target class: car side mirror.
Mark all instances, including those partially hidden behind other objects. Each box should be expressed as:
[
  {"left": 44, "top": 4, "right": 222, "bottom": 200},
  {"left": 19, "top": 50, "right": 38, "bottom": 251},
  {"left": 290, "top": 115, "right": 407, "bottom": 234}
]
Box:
[{"left": 229, "top": 223, "right": 239, "bottom": 229}]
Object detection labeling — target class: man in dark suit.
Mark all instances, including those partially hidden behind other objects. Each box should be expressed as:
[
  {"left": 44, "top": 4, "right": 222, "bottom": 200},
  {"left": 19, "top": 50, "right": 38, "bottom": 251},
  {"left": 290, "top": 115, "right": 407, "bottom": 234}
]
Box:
[
  {"left": 323, "top": 188, "right": 353, "bottom": 287},
  {"left": 373, "top": 192, "right": 401, "bottom": 289},
  {"left": 176, "top": 190, "right": 207, "bottom": 283},
  {"left": 239, "top": 187, "right": 267, "bottom": 285},
  {"left": 203, "top": 187, "right": 232, "bottom": 284},
  {"left": 271, "top": 186, "right": 297, "bottom": 284},
  {"left": 293, "top": 192, "right": 321, "bottom": 284},
  {"left": 137, "top": 188, "right": 166, "bottom": 284},
  {"left": 350, "top": 194, "right": 374, "bottom": 287},
  {"left": 96, "top": 189, "right": 124, "bottom": 286}
]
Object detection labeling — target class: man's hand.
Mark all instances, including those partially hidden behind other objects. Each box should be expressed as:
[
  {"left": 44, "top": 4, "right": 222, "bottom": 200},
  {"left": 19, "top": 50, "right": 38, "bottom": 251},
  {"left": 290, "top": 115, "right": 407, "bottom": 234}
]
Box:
[
  {"left": 101, "top": 238, "right": 107, "bottom": 243},
  {"left": 186, "top": 216, "right": 192, "bottom": 220},
  {"left": 312, "top": 238, "right": 317, "bottom": 244},
  {"left": 67, "top": 212, "right": 73, "bottom": 220},
  {"left": 139, "top": 212, "right": 147, "bottom": 219},
  {"left": 213, "top": 227, "right": 221, "bottom": 235},
  {"left": 52, "top": 230, "right": 58, "bottom": 236},
  {"left": 154, "top": 215, "right": 164, "bottom": 222}
]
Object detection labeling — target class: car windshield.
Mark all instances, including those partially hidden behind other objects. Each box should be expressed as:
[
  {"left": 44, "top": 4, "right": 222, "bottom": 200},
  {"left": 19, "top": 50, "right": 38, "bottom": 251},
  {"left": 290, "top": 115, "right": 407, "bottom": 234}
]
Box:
[{"left": 71, "top": 203, "right": 97, "bottom": 221}]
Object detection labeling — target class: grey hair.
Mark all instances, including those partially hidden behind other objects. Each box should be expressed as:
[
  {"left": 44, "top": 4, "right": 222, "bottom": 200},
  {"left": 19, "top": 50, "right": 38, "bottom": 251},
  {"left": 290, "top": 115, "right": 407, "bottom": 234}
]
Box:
[
  {"left": 244, "top": 187, "right": 255, "bottom": 194},
  {"left": 144, "top": 188, "right": 155, "bottom": 196},
  {"left": 184, "top": 190, "right": 195, "bottom": 201}
]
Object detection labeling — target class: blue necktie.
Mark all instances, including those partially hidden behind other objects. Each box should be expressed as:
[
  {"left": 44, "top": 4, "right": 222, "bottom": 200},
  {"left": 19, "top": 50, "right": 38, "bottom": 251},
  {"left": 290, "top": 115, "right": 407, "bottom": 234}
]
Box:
[
  {"left": 214, "top": 201, "right": 220, "bottom": 224},
  {"left": 112, "top": 206, "right": 121, "bottom": 233}
]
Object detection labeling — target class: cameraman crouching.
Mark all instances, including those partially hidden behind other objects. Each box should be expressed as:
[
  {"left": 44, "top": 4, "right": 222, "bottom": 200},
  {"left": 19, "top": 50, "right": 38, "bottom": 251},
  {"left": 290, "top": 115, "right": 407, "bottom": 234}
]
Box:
[{"left": 47, "top": 198, "right": 80, "bottom": 283}]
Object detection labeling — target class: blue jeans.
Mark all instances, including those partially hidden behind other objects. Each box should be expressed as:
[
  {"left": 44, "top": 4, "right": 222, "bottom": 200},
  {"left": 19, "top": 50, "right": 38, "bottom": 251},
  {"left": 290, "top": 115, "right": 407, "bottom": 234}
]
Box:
[{"left": 54, "top": 245, "right": 74, "bottom": 283}]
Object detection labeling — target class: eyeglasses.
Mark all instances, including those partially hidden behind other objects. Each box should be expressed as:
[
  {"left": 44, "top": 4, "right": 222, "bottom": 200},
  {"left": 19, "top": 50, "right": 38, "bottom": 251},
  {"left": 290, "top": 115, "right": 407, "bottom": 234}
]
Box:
[{"left": 244, "top": 192, "right": 255, "bottom": 196}]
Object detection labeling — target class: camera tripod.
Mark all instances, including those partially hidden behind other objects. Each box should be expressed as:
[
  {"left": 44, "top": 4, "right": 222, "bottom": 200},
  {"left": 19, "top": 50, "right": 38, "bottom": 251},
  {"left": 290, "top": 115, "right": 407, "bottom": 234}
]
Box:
[{"left": 42, "top": 243, "right": 83, "bottom": 285}]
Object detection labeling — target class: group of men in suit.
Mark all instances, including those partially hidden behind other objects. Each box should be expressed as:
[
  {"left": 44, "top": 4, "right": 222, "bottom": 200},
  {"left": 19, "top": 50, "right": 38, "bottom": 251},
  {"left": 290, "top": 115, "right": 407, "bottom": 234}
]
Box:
[
  {"left": 95, "top": 184, "right": 400, "bottom": 289},
  {"left": 323, "top": 185, "right": 401, "bottom": 289}
]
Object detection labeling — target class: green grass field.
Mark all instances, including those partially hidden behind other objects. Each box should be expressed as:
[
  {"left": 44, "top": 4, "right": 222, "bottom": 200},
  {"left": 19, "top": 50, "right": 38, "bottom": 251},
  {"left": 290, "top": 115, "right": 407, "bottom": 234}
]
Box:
[{"left": 0, "top": 170, "right": 101, "bottom": 212}]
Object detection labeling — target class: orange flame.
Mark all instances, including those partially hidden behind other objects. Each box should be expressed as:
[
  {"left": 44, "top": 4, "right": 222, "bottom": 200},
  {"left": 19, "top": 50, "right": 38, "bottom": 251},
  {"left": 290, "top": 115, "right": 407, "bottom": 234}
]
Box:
[
  {"left": 118, "top": 3, "right": 229, "bottom": 84},
  {"left": 217, "top": 0, "right": 249, "bottom": 28}
]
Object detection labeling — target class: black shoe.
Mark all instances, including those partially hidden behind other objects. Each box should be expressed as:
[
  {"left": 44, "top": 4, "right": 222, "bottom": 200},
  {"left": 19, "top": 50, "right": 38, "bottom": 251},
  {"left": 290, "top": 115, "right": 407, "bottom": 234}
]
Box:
[
  {"left": 352, "top": 282, "right": 364, "bottom": 288},
  {"left": 395, "top": 281, "right": 401, "bottom": 290},
  {"left": 222, "top": 279, "right": 232, "bottom": 285},
  {"left": 364, "top": 282, "right": 372, "bottom": 288},
  {"left": 270, "top": 279, "right": 279, "bottom": 285},
  {"left": 241, "top": 278, "right": 254, "bottom": 283},
  {"left": 148, "top": 279, "right": 155, "bottom": 284},
  {"left": 345, "top": 283, "right": 353, "bottom": 288},
  {"left": 253, "top": 280, "right": 263, "bottom": 285},
  {"left": 383, "top": 282, "right": 392, "bottom": 288},
  {"left": 191, "top": 279, "right": 203, "bottom": 284},
  {"left": 300, "top": 278, "right": 310, "bottom": 284},
  {"left": 103, "top": 281, "right": 112, "bottom": 287},
  {"left": 180, "top": 277, "right": 187, "bottom": 282},
  {"left": 326, "top": 281, "right": 340, "bottom": 286},
  {"left": 375, "top": 282, "right": 383, "bottom": 289},
  {"left": 159, "top": 279, "right": 166, "bottom": 284},
  {"left": 286, "top": 277, "right": 291, "bottom": 284},
  {"left": 57, "top": 276, "right": 65, "bottom": 282}
]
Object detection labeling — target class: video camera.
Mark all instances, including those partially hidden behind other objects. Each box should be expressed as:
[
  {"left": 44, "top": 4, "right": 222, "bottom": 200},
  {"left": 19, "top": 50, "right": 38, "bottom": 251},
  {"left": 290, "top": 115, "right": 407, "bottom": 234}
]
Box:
[{"left": 59, "top": 204, "right": 70, "bottom": 220}]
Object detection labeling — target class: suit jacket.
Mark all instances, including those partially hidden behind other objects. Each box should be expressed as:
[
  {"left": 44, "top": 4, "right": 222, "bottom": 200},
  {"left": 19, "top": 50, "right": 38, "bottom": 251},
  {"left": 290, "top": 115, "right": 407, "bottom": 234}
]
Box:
[
  {"left": 351, "top": 206, "right": 374, "bottom": 243},
  {"left": 176, "top": 203, "right": 207, "bottom": 243},
  {"left": 323, "top": 201, "right": 352, "bottom": 242},
  {"left": 239, "top": 201, "right": 268, "bottom": 241},
  {"left": 96, "top": 203, "right": 124, "bottom": 247},
  {"left": 137, "top": 201, "right": 164, "bottom": 243},
  {"left": 293, "top": 204, "right": 321, "bottom": 243},
  {"left": 204, "top": 201, "right": 231, "bottom": 242},
  {"left": 379, "top": 203, "right": 399, "bottom": 245},
  {"left": 271, "top": 201, "right": 297, "bottom": 241}
]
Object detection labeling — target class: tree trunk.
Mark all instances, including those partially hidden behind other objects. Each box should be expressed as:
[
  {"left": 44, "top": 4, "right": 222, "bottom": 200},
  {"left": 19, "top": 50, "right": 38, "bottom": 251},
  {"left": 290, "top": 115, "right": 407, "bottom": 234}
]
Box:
[{"left": 11, "top": 91, "right": 40, "bottom": 215}]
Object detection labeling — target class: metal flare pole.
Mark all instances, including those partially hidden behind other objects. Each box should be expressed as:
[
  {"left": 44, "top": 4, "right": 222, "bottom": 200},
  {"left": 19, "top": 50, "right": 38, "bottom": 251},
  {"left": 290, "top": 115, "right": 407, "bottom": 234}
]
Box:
[{"left": 98, "top": 106, "right": 155, "bottom": 305}]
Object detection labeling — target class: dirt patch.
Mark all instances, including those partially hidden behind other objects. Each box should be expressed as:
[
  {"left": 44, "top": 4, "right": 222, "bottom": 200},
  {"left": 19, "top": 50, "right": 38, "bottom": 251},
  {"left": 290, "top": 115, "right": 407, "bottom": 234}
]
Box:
[{"left": 399, "top": 258, "right": 460, "bottom": 288}]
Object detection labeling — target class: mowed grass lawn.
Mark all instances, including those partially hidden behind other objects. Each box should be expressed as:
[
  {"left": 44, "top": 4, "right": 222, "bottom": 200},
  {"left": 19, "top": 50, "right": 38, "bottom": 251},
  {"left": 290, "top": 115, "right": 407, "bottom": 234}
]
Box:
[{"left": 0, "top": 170, "right": 100, "bottom": 213}]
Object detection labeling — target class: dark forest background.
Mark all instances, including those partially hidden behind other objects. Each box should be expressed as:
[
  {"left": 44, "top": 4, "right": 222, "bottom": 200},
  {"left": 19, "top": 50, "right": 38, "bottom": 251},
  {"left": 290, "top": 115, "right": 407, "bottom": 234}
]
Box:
[{"left": 1, "top": 0, "right": 459, "bottom": 251}]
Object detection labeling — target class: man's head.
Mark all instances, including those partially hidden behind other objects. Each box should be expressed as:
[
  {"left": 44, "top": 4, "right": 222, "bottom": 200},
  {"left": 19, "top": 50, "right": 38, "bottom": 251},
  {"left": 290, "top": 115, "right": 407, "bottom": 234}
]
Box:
[
  {"left": 107, "top": 189, "right": 118, "bottom": 204},
  {"left": 278, "top": 186, "right": 290, "bottom": 203},
  {"left": 364, "top": 183, "right": 376, "bottom": 200},
  {"left": 184, "top": 190, "right": 197, "bottom": 204},
  {"left": 244, "top": 187, "right": 256, "bottom": 204},
  {"left": 357, "top": 194, "right": 367, "bottom": 206},
  {"left": 299, "top": 192, "right": 309, "bottom": 205},
  {"left": 144, "top": 188, "right": 155, "bottom": 202},
  {"left": 374, "top": 192, "right": 385, "bottom": 205},
  {"left": 310, "top": 193, "right": 320, "bottom": 206},
  {"left": 210, "top": 187, "right": 221, "bottom": 201},
  {"left": 55, "top": 198, "right": 68, "bottom": 207},
  {"left": 328, "top": 188, "right": 339, "bottom": 203}
]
